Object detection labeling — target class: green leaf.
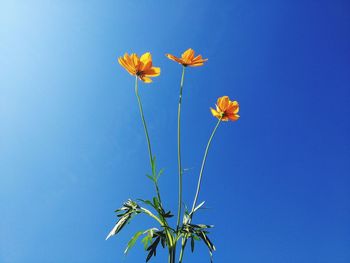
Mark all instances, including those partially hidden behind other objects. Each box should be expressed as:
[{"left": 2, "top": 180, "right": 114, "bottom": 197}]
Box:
[
  {"left": 163, "top": 211, "right": 174, "bottom": 218},
  {"left": 190, "top": 223, "right": 213, "bottom": 229},
  {"left": 191, "top": 236, "right": 195, "bottom": 252},
  {"left": 146, "top": 174, "right": 155, "bottom": 182},
  {"left": 124, "top": 231, "right": 143, "bottom": 255},
  {"left": 146, "top": 250, "right": 153, "bottom": 262},
  {"left": 192, "top": 201, "right": 205, "bottom": 214},
  {"left": 141, "top": 228, "right": 157, "bottom": 250},
  {"left": 145, "top": 236, "right": 160, "bottom": 262},
  {"left": 160, "top": 235, "right": 166, "bottom": 248},
  {"left": 152, "top": 197, "right": 159, "bottom": 208},
  {"left": 183, "top": 212, "right": 190, "bottom": 224},
  {"left": 197, "top": 231, "right": 216, "bottom": 252},
  {"left": 157, "top": 168, "right": 164, "bottom": 179},
  {"left": 105, "top": 213, "right": 132, "bottom": 240},
  {"left": 141, "top": 236, "right": 151, "bottom": 250},
  {"left": 209, "top": 249, "right": 213, "bottom": 263},
  {"left": 142, "top": 234, "right": 152, "bottom": 250},
  {"left": 193, "top": 235, "right": 200, "bottom": 241},
  {"left": 106, "top": 200, "right": 141, "bottom": 240}
]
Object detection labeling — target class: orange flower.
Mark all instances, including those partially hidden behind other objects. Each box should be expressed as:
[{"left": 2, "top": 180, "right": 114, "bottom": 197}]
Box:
[
  {"left": 210, "top": 96, "right": 240, "bottom": 121},
  {"left": 166, "top": 48, "right": 208, "bottom": 67},
  {"left": 118, "top": 52, "right": 160, "bottom": 83}
]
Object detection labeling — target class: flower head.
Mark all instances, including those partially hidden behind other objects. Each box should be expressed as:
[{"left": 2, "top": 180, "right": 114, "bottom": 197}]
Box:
[
  {"left": 118, "top": 52, "right": 160, "bottom": 83},
  {"left": 210, "top": 96, "right": 240, "bottom": 121},
  {"left": 166, "top": 48, "right": 207, "bottom": 67}
]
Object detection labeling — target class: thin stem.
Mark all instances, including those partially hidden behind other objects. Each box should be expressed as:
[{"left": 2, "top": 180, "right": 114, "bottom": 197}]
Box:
[
  {"left": 169, "top": 246, "right": 176, "bottom": 263},
  {"left": 140, "top": 207, "right": 163, "bottom": 226},
  {"left": 134, "top": 77, "right": 176, "bottom": 253},
  {"left": 141, "top": 210, "right": 174, "bottom": 248},
  {"left": 134, "top": 77, "right": 163, "bottom": 205},
  {"left": 176, "top": 66, "right": 186, "bottom": 229},
  {"left": 178, "top": 118, "right": 222, "bottom": 263},
  {"left": 135, "top": 76, "right": 153, "bottom": 167},
  {"left": 178, "top": 238, "right": 186, "bottom": 263},
  {"left": 191, "top": 118, "right": 221, "bottom": 214},
  {"left": 141, "top": 208, "right": 174, "bottom": 248}
]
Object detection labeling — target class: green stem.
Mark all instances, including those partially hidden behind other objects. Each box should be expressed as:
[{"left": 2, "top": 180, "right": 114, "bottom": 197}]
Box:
[
  {"left": 135, "top": 77, "right": 153, "bottom": 169},
  {"left": 140, "top": 207, "right": 163, "bottom": 226},
  {"left": 178, "top": 118, "right": 222, "bottom": 263},
  {"left": 134, "top": 77, "right": 163, "bottom": 205},
  {"left": 134, "top": 77, "right": 175, "bottom": 254},
  {"left": 176, "top": 66, "right": 186, "bottom": 229},
  {"left": 141, "top": 207, "right": 174, "bottom": 248},
  {"left": 178, "top": 238, "right": 186, "bottom": 263},
  {"left": 191, "top": 118, "right": 221, "bottom": 213},
  {"left": 169, "top": 246, "right": 176, "bottom": 263},
  {"left": 141, "top": 209, "right": 174, "bottom": 248}
]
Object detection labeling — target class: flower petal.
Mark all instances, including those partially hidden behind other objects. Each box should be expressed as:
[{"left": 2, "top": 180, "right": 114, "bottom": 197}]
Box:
[
  {"left": 226, "top": 101, "right": 239, "bottom": 114},
  {"left": 139, "top": 75, "right": 152, "bottom": 83},
  {"left": 217, "top": 96, "right": 229, "bottom": 111},
  {"left": 192, "top": 55, "right": 207, "bottom": 63},
  {"left": 188, "top": 55, "right": 208, "bottom": 67},
  {"left": 166, "top": 54, "right": 184, "bottom": 64},
  {"left": 227, "top": 114, "right": 240, "bottom": 121},
  {"left": 182, "top": 48, "right": 194, "bottom": 62},
  {"left": 187, "top": 62, "right": 205, "bottom": 67},
  {"left": 118, "top": 56, "right": 136, "bottom": 75},
  {"left": 232, "top": 101, "right": 240, "bottom": 114},
  {"left": 212, "top": 96, "right": 240, "bottom": 122},
  {"left": 140, "top": 52, "right": 152, "bottom": 71},
  {"left": 130, "top": 53, "right": 139, "bottom": 70},
  {"left": 210, "top": 108, "right": 221, "bottom": 119},
  {"left": 143, "top": 67, "right": 160, "bottom": 77}
]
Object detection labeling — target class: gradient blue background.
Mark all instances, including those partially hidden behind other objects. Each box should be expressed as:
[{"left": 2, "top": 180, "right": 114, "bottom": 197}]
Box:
[{"left": 1, "top": 0, "right": 349, "bottom": 262}]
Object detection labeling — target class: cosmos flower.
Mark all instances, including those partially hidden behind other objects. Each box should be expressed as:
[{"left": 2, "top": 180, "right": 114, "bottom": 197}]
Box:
[
  {"left": 166, "top": 48, "right": 207, "bottom": 67},
  {"left": 210, "top": 96, "right": 240, "bottom": 121},
  {"left": 118, "top": 52, "right": 160, "bottom": 83}
]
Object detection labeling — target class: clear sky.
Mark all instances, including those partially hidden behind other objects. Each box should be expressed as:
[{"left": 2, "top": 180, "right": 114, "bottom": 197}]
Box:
[{"left": 1, "top": 0, "right": 349, "bottom": 262}]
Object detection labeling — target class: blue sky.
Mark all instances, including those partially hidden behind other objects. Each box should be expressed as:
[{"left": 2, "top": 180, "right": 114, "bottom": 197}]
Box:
[{"left": 1, "top": 0, "right": 349, "bottom": 262}]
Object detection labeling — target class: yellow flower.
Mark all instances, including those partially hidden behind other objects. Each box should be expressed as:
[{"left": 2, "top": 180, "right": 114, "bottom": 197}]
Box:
[
  {"left": 118, "top": 52, "right": 160, "bottom": 83},
  {"left": 166, "top": 48, "right": 208, "bottom": 67},
  {"left": 210, "top": 96, "right": 240, "bottom": 121}
]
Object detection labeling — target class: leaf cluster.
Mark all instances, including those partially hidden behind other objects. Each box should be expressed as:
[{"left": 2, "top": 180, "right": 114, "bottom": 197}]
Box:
[
  {"left": 180, "top": 222, "right": 216, "bottom": 261},
  {"left": 106, "top": 159, "right": 216, "bottom": 262}
]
